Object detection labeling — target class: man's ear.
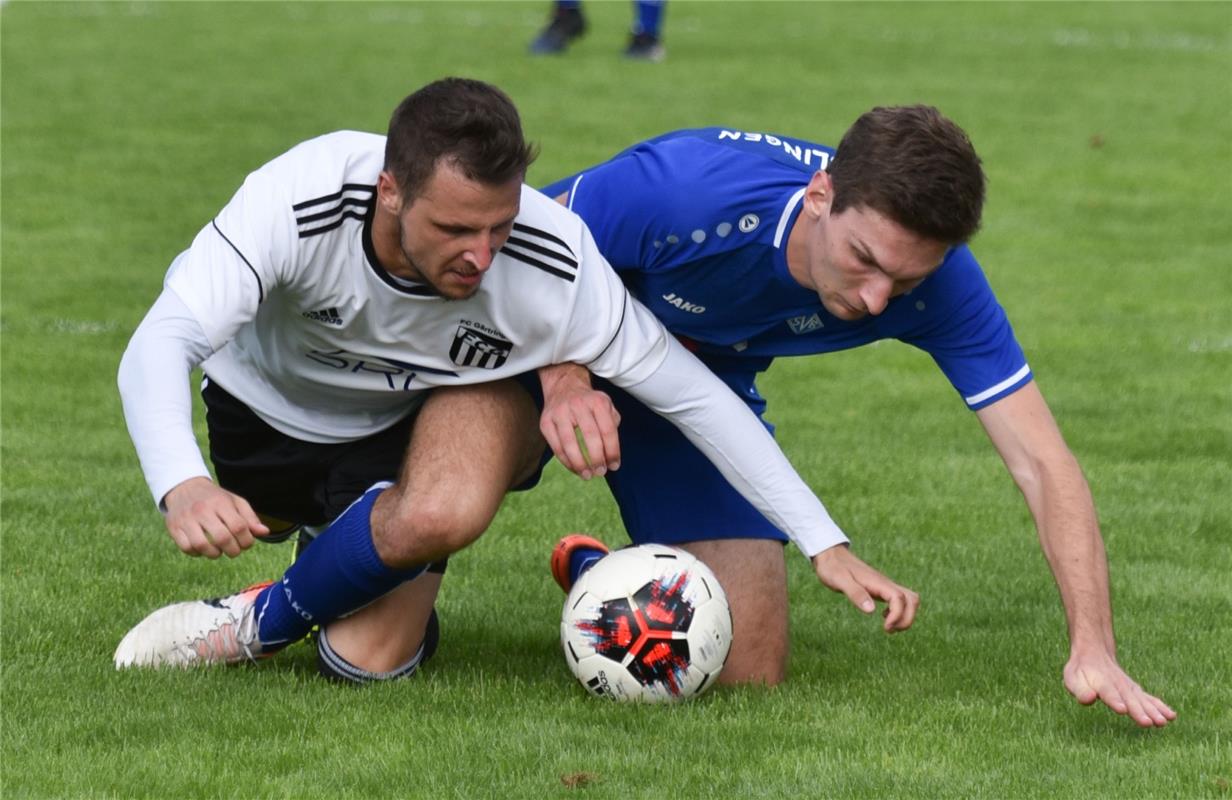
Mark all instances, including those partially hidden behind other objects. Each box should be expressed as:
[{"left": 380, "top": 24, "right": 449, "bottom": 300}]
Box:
[
  {"left": 377, "top": 171, "right": 404, "bottom": 215},
  {"left": 801, "top": 169, "right": 833, "bottom": 219}
]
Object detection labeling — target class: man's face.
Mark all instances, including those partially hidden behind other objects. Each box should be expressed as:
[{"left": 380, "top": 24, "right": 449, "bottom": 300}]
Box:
[
  {"left": 799, "top": 172, "right": 949, "bottom": 321},
  {"left": 378, "top": 161, "right": 521, "bottom": 300}
]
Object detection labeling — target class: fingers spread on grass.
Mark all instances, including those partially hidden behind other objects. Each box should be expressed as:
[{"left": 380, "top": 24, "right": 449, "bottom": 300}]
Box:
[{"left": 1107, "top": 678, "right": 1176, "bottom": 728}]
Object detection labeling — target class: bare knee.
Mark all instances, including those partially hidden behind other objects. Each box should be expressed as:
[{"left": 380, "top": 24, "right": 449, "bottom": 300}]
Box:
[
  {"left": 371, "top": 489, "right": 491, "bottom": 568},
  {"left": 719, "top": 649, "right": 787, "bottom": 687},
  {"left": 680, "top": 538, "right": 790, "bottom": 687},
  {"left": 368, "top": 379, "right": 541, "bottom": 569},
  {"left": 718, "top": 606, "right": 788, "bottom": 687}
]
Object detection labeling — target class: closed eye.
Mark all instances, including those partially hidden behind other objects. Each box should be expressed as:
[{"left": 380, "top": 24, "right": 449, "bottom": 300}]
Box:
[{"left": 853, "top": 247, "right": 879, "bottom": 269}]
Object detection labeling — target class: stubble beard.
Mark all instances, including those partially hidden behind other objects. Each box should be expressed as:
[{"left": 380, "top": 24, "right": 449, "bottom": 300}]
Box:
[{"left": 395, "top": 219, "right": 474, "bottom": 301}]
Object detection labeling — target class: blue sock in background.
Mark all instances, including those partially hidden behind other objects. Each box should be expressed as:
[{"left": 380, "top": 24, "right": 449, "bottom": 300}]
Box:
[
  {"left": 633, "top": 1, "right": 664, "bottom": 37},
  {"left": 570, "top": 546, "right": 607, "bottom": 586},
  {"left": 254, "top": 482, "right": 424, "bottom": 647}
]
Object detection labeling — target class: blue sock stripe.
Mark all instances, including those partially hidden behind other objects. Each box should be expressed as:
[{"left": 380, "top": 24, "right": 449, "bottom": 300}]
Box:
[{"left": 252, "top": 585, "right": 291, "bottom": 648}]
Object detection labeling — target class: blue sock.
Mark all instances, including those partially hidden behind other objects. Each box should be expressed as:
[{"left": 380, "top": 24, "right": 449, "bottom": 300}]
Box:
[
  {"left": 254, "top": 482, "right": 424, "bottom": 647},
  {"left": 632, "top": 1, "right": 664, "bottom": 37},
  {"left": 558, "top": 0, "right": 580, "bottom": 11},
  {"left": 570, "top": 546, "right": 607, "bottom": 586}
]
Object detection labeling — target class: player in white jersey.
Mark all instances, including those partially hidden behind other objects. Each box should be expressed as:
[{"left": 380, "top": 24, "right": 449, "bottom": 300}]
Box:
[{"left": 113, "top": 78, "right": 916, "bottom": 682}]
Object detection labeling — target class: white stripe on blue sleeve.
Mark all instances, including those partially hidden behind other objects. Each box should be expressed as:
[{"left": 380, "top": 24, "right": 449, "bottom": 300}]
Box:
[{"left": 964, "top": 363, "right": 1031, "bottom": 407}]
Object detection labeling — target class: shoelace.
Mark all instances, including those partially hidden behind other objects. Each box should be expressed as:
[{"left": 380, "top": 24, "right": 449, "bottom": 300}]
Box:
[{"left": 181, "top": 604, "right": 262, "bottom": 664}]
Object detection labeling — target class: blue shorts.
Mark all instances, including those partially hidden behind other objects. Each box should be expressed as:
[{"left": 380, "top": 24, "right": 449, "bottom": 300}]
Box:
[
  {"left": 538, "top": 177, "right": 788, "bottom": 547},
  {"left": 595, "top": 369, "right": 789, "bottom": 547}
]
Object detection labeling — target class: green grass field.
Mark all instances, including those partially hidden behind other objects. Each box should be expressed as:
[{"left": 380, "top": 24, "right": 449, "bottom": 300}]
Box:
[{"left": 2, "top": 1, "right": 1230, "bottom": 797}]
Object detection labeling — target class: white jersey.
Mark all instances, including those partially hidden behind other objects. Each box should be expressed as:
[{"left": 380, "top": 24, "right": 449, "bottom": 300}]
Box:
[
  {"left": 170, "top": 131, "right": 664, "bottom": 442},
  {"left": 120, "top": 131, "right": 850, "bottom": 557}
]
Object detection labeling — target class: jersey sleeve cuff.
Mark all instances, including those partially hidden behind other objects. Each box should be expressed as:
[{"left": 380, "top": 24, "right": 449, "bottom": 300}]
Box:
[
  {"left": 149, "top": 467, "right": 213, "bottom": 515},
  {"left": 964, "top": 364, "right": 1032, "bottom": 410},
  {"left": 793, "top": 521, "right": 850, "bottom": 559}
]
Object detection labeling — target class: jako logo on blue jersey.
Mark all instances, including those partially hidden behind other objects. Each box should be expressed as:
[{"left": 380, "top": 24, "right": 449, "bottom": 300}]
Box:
[
  {"left": 717, "top": 130, "right": 832, "bottom": 169},
  {"left": 662, "top": 293, "right": 706, "bottom": 313}
]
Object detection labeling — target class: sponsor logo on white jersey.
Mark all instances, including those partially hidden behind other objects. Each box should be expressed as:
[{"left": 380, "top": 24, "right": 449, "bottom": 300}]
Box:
[
  {"left": 787, "top": 313, "right": 824, "bottom": 334},
  {"left": 662, "top": 293, "right": 706, "bottom": 314},
  {"left": 305, "top": 349, "right": 456, "bottom": 390}
]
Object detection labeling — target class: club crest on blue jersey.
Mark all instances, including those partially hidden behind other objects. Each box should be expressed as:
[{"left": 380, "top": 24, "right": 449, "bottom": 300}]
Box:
[
  {"left": 450, "top": 321, "right": 512, "bottom": 369},
  {"left": 787, "top": 314, "right": 824, "bottom": 334}
]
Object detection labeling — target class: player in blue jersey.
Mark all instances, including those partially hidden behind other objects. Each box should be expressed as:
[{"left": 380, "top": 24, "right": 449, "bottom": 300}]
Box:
[
  {"left": 537, "top": 107, "right": 1176, "bottom": 727},
  {"left": 529, "top": 1, "right": 667, "bottom": 61}
]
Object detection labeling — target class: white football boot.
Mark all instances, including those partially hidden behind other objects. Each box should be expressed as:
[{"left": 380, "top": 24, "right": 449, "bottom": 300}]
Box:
[{"left": 114, "top": 581, "right": 274, "bottom": 668}]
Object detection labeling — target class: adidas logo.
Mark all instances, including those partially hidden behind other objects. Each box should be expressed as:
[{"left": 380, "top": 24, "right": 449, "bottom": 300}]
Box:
[
  {"left": 586, "top": 673, "right": 615, "bottom": 698},
  {"left": 303, "top": 307, "right": 344, "bottom": 326}
]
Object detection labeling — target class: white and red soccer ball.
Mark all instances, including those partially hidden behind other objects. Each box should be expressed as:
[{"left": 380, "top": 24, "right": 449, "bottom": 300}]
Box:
[{"left": 560, "top": 544, "right": 732, "bottom": 702}]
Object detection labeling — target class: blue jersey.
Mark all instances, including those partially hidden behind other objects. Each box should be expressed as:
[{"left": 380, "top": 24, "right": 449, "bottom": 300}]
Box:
[{"left": 542, "top": 128, "right": 1031, "bottom": 410}]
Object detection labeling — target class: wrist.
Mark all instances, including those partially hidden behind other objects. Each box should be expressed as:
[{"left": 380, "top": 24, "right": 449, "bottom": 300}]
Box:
[
  {"left": 161, "top": 475, "right": 214, "bottom": 512},
  {"left": 810, "top": 542, "right": 850, "bottom": 566},
  {"left": 1068, "top": 632, "right": 1117, "bottom": 661},
  {"left": 539, "top": 362, "right": 591, "bottom": 395}
]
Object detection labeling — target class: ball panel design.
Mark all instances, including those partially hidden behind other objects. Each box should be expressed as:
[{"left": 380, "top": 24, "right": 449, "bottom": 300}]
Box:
[
  {"left": 686, "top": 597, "right": 734, "bottom": 673},
  {"left": 561, "top": 544, "right": 733, "bottom": 702}
]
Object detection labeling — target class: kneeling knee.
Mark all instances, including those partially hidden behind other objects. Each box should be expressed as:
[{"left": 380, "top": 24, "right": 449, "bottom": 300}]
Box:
[
  {"left": 373, "top": 501, "right": 487, "bottom": 568},
  {"left": 718, "top": 665, "right": 786, "bottom": 687}
]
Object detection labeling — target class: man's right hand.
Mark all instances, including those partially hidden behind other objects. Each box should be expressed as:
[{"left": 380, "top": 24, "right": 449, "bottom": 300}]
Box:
[{"left": 161, "top": 476, "right": 270, "bottom": 558}]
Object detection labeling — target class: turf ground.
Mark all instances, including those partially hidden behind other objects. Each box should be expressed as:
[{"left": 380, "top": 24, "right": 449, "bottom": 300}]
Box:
[{"left": 2, "top": 1, "right": 1230, "bottom": 797}]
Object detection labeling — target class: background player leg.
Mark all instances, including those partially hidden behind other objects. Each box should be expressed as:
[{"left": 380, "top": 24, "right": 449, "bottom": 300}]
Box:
[
  {"left": 323, "top": 380, "right": 547, "bottom": 675},
  {"left": 680, "top": 538, "right": 790, "bottom": 685}
]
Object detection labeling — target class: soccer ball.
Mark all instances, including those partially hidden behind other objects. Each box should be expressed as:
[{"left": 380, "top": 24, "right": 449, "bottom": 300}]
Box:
[{"left": 560, "top": 544, "right": 732, "bottom": 702}]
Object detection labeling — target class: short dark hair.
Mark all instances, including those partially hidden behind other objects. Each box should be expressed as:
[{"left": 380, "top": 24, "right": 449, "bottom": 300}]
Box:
[
  {"left": 385, "top": 78, "right": 537, "bottom": 200},
  {"left": 827, "top": 105, "right": 985, "bottom": 244}
]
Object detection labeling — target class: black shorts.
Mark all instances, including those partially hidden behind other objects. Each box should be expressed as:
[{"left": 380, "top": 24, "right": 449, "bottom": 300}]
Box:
[
  {"left": 201, "top": 375, "right": 550, "bottom": 527},
  {"left": 203, "top": 378, "right": 416, "bottom": 525}
]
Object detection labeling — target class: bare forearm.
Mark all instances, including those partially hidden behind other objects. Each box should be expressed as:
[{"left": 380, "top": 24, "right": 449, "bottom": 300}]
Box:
[
  {"left": 978, "top": 383, "right": 1174, "bottom": 724},
  {"left": 1025, "top": 455, "right": 1116, "bottom": 654}
]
